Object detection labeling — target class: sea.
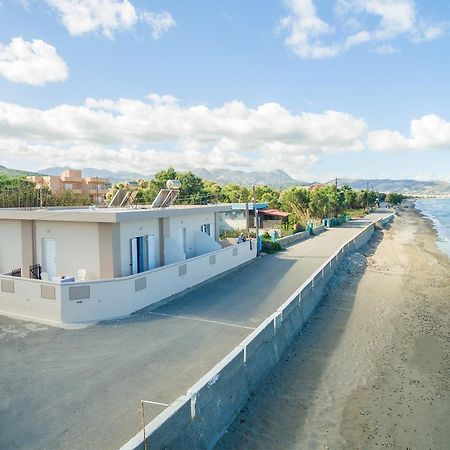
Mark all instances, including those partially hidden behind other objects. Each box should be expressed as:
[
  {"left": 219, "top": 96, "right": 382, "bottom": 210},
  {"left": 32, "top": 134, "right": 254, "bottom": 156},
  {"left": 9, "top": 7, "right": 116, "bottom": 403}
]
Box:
[{"left": 415, "top": 198, "right": 450, "bottom": 258}]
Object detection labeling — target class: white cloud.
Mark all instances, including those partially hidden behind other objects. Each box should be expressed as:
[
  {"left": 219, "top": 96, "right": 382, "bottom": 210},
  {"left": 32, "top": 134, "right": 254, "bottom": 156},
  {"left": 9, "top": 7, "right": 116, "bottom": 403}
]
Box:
[
  {"left": 141, "top": 11, "right": 176, "bottom": 39},
  {"left": 279, "top": 0, "right": 444, "bottom": 58},
  {"left": 44, "top": 0, "right": 175, "bottom": 39},
  {"left": 45, "top": 0, "right": 137, "bottom": 38},
  {"left": 0, "top": 95, "right": 367, "bottom": 174},
  {"left": 278, "top": 0, "right": 339, "bottom": 58},
  {"left": 0, "top": 37, "right": 68, "bottom": 85},
  {"left": 2, "top": 94, "right": 448, "bottom": 176},
  {"left": 368, "top": 115, "right": 450, "bottom": 152},
  {"left": 374, "top": 44, "right": 398, "bottom": 54}
]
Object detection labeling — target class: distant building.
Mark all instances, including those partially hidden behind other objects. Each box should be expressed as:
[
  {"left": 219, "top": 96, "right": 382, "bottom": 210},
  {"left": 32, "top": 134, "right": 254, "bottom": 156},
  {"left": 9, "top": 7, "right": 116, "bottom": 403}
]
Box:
[
  {"left": 220, "top": 203, "right": 289, "bottom": 233},
  {"left": 28, "top": 169, "right": 109, "bottom": 205}
]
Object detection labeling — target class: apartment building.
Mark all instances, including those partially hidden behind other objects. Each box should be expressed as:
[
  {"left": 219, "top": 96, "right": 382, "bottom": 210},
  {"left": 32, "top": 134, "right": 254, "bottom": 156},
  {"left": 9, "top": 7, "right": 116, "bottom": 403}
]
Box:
[{"left": 29, "top": 169, "right": 109, "bottom": 204}]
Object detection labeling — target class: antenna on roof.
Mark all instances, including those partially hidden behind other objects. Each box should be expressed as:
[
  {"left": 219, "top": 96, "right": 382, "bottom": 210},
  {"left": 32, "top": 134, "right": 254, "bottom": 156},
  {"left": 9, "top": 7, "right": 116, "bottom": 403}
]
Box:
[{"left": 151, "top": 180, "right": 181, "bottom": 208}]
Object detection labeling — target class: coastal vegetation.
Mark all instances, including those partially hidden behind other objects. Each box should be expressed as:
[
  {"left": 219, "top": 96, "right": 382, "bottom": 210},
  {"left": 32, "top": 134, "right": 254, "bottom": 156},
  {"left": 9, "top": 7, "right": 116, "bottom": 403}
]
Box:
[
  {"left": 107, "top": 168, "right": 403, "bottom": 232},
  {"left": 0, "top": 168, "right": 405, "bottom": 232}
]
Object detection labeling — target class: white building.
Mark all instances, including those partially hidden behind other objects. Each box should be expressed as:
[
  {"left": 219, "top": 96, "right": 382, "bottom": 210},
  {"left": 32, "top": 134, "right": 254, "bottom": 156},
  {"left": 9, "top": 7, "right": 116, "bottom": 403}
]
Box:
[{"left": 0, "top": 205, "right": 256, "bottom": 325}]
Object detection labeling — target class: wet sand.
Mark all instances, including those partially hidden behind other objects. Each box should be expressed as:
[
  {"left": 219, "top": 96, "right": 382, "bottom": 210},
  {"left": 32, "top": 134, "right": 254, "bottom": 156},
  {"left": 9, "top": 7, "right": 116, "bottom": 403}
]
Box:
[{"left": 215, "top": 207, "right": 450, "bottom": 449}]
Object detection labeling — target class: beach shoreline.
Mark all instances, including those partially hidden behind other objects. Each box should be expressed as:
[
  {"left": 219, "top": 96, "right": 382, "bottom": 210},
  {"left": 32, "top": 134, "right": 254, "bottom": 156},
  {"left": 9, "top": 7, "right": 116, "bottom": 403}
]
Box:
[{"left": 216, "top": 206, "right": 450, "bottom": 449}]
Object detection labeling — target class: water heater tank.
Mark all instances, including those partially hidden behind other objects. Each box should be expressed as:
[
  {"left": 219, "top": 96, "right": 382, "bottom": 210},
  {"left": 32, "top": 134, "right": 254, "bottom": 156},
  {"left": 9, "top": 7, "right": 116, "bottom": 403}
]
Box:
[{"left": 166, "top": 179, "right": 181, "bottom": 189}]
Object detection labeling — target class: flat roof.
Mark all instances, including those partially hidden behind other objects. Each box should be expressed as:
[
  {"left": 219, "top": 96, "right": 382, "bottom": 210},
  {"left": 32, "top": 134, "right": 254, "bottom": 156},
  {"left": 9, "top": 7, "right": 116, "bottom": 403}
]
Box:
[
  {"left": 0, "top": 204, "right": 231, "bottom": 223},
  {"left": 230, "top": 202, "right": 268, "bottom": 211}
]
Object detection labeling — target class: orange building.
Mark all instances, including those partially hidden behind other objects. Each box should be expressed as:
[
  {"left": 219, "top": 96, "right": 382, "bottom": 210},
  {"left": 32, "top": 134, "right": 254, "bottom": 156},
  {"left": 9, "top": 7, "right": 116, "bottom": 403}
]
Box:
[{"left": 29, "top": 169, "right": 109, "bottom": 204}]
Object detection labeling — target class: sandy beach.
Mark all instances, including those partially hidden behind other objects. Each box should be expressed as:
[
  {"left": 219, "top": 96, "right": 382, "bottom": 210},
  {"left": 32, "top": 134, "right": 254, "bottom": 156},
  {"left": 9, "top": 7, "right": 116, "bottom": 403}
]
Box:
[{"left": 216, "top": 206, "right": 450, "bottom": 449}]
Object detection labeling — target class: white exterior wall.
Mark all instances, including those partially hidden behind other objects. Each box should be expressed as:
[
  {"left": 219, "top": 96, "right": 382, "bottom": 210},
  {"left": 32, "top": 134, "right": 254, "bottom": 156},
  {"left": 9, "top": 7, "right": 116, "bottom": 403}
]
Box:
[
  {"left": 118, "top": 218, "right": 160, "bottom": 276},
  {"left": 169, "top": 212, "right": 216, "bottom": 259},
  {"left": 35, "top": 221, "right": 100, "bottom": 280},
  {"left": 59, "top": 240, "right": 256, "bottom": 323},
  {"left": 0, "top": 220, "right": 22, "bottom": 274}
]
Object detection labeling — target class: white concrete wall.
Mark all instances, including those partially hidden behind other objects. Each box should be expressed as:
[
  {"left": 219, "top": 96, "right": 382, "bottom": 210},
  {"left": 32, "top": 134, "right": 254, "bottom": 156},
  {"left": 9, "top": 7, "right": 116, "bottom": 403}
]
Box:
[
  {"left": 0, "top": 275, "right": 61, "bottom": 324},
  {"left": 35, "top": 221, "right": 100, "bottom": 280},
  {"left": 119, "top": 218, "right": 161, "bottom": 276},
  {"left": 0, "top": 219, "right": 22, "bottom": 274},
  {"left": 168, "top": 212, "right": 216, "bottom": 259},
  {"left": 59, "top": 240, "right": 256, "bottom": 323}
]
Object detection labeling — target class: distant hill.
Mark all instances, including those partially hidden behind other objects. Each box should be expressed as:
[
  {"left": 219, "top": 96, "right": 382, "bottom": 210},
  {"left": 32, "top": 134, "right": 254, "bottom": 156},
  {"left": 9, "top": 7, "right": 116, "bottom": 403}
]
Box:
[
  {"left": 3, "top": 164, "right": 449, "bottom": 194},
  {"left": 340, "top": 178, "right": 450, "bottom": 195},
  {"left": 0, "top": 165, "right": 41, "bottom": 177},
  {"left": 40, "top": 166, "right": 309, "bottom": 187},
  {"left": 192, "top": 168, "right": 310, "bottom": 187}
]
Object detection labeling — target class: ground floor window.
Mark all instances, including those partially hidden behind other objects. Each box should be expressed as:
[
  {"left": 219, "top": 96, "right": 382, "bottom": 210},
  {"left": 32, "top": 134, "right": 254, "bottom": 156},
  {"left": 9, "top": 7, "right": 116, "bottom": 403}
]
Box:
[{"left": 201, "top": 223, "right": 211, "bottom": 236}]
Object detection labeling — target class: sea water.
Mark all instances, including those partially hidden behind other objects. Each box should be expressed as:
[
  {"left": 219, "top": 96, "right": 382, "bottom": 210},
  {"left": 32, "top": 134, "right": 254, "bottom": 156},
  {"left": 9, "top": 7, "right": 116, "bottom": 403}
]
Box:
[{"left": 415, "top": 198, "right": 450, "bottom": 257}]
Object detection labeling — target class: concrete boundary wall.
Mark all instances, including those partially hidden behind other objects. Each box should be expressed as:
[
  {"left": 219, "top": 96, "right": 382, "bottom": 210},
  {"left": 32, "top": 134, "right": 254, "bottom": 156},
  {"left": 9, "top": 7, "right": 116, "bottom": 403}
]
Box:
[
  {"left": 276, "top": 225, "right": 326, "bottom": 248},
  {"left": 121, "top": 214, "right": 395, "bottom": 450},
  {"left": 0, "top": 240, "right": 256, "bottom": 325}
]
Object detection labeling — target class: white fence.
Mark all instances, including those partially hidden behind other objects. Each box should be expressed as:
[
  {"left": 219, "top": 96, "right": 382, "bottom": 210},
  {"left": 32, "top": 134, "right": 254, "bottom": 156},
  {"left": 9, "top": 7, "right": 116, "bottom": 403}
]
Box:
[{"left": 0, "top": 240, "right": 256, "bottom": 324}]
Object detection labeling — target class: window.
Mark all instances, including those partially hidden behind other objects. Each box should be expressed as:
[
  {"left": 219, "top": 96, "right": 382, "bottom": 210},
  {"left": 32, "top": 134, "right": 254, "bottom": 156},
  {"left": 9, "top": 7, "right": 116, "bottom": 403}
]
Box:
[
  {"left": 201, "top": 224, "right": 211, "bottom": 236},
  {"left": 64, "top": 183, "right": 73, "bottom": 191}
]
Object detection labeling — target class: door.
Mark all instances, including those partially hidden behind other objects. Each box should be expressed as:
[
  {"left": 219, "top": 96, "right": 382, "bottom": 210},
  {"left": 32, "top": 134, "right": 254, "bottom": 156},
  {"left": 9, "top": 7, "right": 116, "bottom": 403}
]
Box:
[
  {"left": 178, "top": 227, "right": 187, "bottom": 254},
  {"left": 131, "top": 237, "right": 138, "bottom": 275},
  {"left": 147, "top": 235, "right": 156, "bottom": 270},
  {"left": 43, "top": 239, "right": 56, "bottom": 279}
]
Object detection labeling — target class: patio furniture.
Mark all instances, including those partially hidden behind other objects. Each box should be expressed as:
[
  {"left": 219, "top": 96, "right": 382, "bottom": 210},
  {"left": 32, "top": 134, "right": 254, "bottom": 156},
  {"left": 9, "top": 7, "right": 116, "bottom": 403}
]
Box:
[
  {"left": 77, "top": 269, "right": 87, "bottom": 281},
  {"left": 40, "top": 272, "right": 49, "bottom": 281}
]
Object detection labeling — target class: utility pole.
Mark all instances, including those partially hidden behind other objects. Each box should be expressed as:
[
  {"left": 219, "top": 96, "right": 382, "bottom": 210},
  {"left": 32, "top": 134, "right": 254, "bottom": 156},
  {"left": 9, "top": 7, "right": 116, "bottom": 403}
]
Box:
[
  {"left": 366, "top": 180, "right": 369, "bottom": 214},
  {"left": 334, "top": 177, "right": 338, "bottom": 218},
  {"left": 245, "top": 201, "right": 249, "bottom": 234},
  {"left": 96, "top": 176, "right": 99, "bottom": 206},
  {"left": 252, "top": 185, "right": 259, "bottom": 255}
]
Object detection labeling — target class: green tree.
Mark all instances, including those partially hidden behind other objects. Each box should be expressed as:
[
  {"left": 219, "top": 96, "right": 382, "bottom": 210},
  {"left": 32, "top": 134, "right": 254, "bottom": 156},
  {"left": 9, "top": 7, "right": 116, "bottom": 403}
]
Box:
[
  {"left": 177, "top": 172, "right": 207, "bottom": 204},
  {"left": 221, "top": 183, "right": 251, "bottom": 203},
  {"left": 254, "top": 185, "right": 281, "bottom": 209},
  {"left": 279, "top": 187, "right": 309, "bottom": 229},
  {"left": 386, "top": 192, "right": 405, "bottom": 205},
  {"left": 308, "top": 187, "right": 334, "bottom": 219}
]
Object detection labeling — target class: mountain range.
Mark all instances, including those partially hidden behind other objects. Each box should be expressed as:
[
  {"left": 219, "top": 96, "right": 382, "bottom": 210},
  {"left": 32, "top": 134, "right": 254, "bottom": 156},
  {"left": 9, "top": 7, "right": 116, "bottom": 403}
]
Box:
[{"left": 1, "top": 165, "right": 449, "bottom": 195}]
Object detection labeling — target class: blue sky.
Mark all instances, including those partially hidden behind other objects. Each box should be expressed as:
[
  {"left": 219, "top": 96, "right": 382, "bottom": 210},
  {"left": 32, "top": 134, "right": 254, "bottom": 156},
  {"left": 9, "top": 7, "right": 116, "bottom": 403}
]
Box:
[{"left": 0, "top": 0, "right": 449, "bottom": 182}]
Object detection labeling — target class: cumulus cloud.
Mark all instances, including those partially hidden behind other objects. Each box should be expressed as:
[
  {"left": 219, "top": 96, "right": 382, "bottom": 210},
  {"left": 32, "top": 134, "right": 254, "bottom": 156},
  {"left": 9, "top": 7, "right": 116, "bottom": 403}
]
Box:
[
  {"left": 141, "top": 11, "right": 176, "bottom": 39},
  {"left": 45, "top": 0, "right": 137, "bottom": 38},
  {"left": 0, "top": 95, "right": 367, "bottom": 174},
  {"left": 45, "top": 0, "right": 175, "bottom": 39},
  {"left": 368, "top": 115, "right": 450, "bottom": 152},
  {"left": 279, "top": 0, "right": 444, "bottom": 58},
  {"left": 0, "top": 37, "right": 68, "bottom": 85}
]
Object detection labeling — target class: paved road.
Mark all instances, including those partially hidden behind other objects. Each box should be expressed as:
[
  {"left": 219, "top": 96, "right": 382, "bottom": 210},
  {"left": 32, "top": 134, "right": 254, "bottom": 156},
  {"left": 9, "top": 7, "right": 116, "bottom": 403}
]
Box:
[{"left": 0, "top": 210, "right": 391, "bottom": 450}]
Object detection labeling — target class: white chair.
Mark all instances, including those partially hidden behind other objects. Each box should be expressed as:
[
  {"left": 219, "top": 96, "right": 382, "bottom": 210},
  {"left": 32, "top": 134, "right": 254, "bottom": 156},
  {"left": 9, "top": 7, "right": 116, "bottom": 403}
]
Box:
[
  {"left": 77, "top": 269, "right": 87, "bottom": 281},
  {"left": 40, "top": 272, "right": 49, "bottom": 281}
]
